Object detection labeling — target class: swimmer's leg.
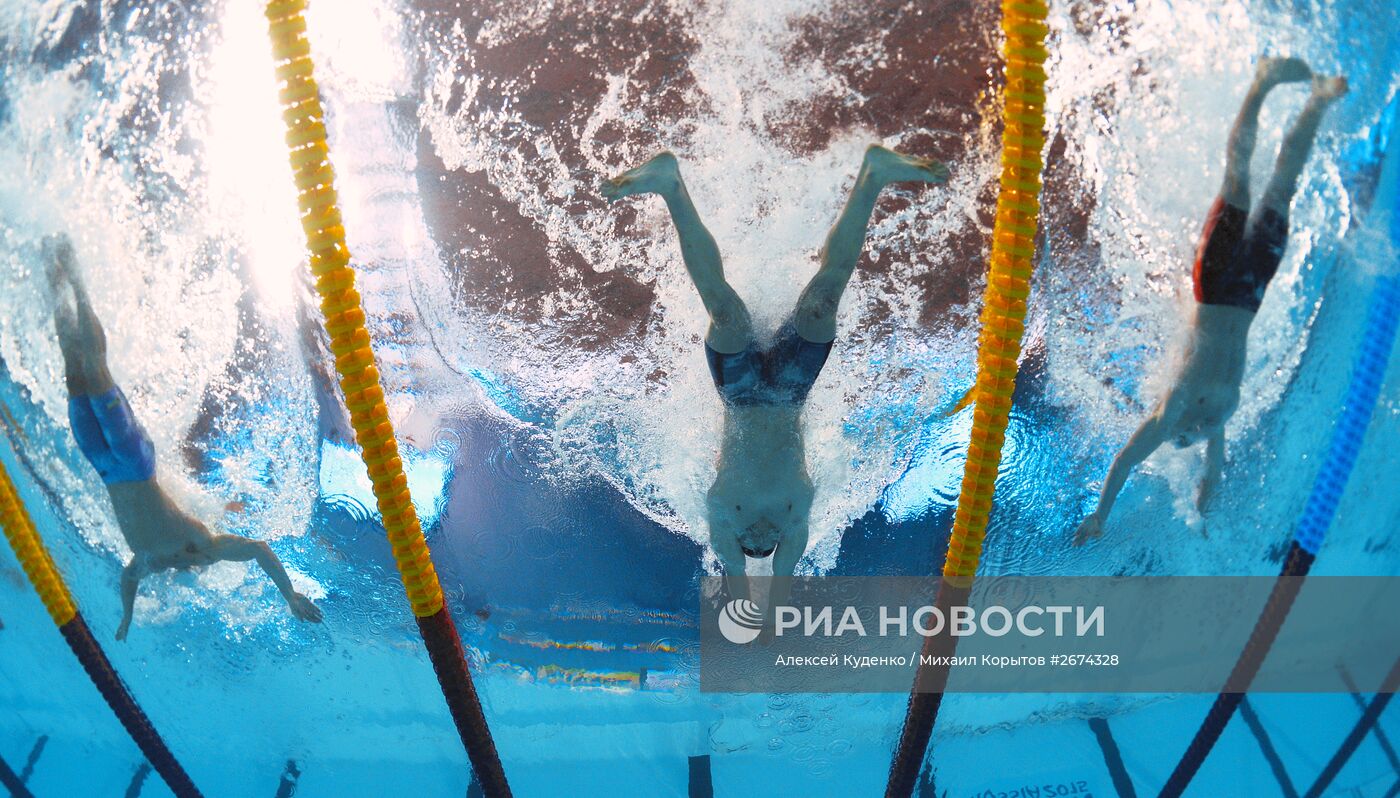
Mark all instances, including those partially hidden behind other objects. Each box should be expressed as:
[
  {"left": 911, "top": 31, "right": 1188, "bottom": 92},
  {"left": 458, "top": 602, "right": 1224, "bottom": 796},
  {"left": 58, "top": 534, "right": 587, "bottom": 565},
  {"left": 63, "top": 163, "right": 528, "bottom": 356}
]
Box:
[
  {"left": 1258, "top": 75, "right": 1348, "bottom": 218},
  {"left": 603, "top": 152, "right": 752, "bottom": 354},
  {"left": 1220, "top": 57, "right": 1313, "bottom": 209},
  {"left": 45, "top": 235, "right": 114, "bottom": 396},
  {"left": 793, "top": 145, "right": 948, "bottom": 343}
]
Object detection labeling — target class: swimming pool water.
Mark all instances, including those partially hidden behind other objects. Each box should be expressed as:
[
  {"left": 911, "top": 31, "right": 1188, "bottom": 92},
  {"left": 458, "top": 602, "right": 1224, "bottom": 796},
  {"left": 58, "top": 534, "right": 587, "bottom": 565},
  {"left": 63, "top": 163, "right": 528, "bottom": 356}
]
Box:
[{"left": 1, "top": 0, "right": 1399, "bottom": 795}]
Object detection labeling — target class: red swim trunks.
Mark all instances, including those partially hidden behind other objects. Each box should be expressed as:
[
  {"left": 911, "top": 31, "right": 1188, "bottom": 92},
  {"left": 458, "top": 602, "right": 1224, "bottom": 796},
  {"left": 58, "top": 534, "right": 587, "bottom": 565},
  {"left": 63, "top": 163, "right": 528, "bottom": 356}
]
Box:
[{"left": 1192, "top": 196, "right": 1291, "bottom": 313}]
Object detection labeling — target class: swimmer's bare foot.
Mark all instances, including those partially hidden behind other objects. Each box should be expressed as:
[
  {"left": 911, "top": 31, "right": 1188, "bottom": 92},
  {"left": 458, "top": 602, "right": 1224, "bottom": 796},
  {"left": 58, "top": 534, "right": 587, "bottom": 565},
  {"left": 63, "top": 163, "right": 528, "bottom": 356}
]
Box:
[
  {"left": 1311, "top": 75, "right": 1349, "bottom": 102},
  {"left": 1255, "top": 56, "right": 1312, "bottom": 89},
  {"left": 861, "top": 144, "right": 950, "bottom": 186},
  {"left": 601, "top": 152, "right": 681, "bottom": 201},
  {"left": 42, "top": 235, "right": 84, "bottom": 334}
]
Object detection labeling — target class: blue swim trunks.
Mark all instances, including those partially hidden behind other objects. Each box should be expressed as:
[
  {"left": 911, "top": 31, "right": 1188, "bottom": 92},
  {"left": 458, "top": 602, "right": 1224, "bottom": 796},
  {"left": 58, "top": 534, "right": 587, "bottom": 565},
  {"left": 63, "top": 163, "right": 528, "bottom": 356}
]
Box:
[
  {"left": 704, "top": 322, "right": 834, "bottom": 407},
  {"left": 68, "top": 386, "right": 156, "bottom": 484}
]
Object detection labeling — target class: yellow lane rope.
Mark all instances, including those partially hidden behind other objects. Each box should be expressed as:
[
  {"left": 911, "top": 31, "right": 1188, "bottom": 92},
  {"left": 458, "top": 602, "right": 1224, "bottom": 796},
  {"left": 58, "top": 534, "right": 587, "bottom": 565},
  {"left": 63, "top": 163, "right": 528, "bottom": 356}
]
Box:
[
  {"left": 885, "top": 6, "right": 1052, "bottom": 793},
  {"left": 262, "top": 11, "right": 512, "bottom": 790},
  {"left": 944, "top": 0, "right": 1050, "bottom": 582},
  {"left": 0, "top": 456, "right": 77, "bottom": 626},
  {"left": 263, "top": 0, "right": 442, "bottom": 617}
]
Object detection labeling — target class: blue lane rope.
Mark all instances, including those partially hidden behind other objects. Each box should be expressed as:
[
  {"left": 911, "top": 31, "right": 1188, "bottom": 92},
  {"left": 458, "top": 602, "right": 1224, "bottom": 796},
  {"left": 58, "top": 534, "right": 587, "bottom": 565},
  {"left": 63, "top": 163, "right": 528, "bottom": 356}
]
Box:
[
  {"left": 1295, "top": 273, "right": 1400, "bottom": 555},
  {"left": 1294, "top": 92, "right": 1400, "bottom": 555},
  {"left": 1293, "top": 90, "right": 1400, "bottom": 556}
]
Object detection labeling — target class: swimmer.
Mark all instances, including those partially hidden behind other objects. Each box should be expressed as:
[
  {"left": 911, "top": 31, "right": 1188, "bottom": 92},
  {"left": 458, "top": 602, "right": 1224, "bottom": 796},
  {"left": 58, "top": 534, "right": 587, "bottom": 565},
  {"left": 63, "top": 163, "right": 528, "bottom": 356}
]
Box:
[
  {"left": 43, "top": 234, "right": 323, "bottom": 638},
  {"left": 1076, "top": 58, "right": 1348, "bottom": 545},
  {"left": 603, "top": 145, "right": 948, "bottom": 607}
]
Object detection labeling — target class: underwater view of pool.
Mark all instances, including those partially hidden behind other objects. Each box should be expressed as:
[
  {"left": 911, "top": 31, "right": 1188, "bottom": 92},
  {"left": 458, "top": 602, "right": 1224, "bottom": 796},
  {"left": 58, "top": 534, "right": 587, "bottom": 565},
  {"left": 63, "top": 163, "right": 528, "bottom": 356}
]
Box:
[{"left": 0, "top": 0, "right": 1398, "bottom": 795}]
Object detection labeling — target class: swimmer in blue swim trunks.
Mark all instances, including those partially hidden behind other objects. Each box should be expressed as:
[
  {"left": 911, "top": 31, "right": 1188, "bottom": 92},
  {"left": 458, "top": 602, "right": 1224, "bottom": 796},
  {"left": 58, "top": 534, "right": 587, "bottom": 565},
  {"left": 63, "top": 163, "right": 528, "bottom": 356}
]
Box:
[
  {"left": 1076, "top": 58, "right": 1348, "bottom": 545},
  {"left": 603, "top": 146, "right": 948, "bottom": 606},
  {"left": 44, "top": 234, "right": 322, "bottom": 639}
]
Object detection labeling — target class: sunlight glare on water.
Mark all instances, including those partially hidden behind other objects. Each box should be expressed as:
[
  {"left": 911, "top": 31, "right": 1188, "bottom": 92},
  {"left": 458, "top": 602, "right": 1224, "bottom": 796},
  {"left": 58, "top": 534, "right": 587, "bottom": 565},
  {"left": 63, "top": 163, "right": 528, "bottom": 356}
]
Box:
[{"left": 202, "top": 0, "right": 303, "bottom": 311}]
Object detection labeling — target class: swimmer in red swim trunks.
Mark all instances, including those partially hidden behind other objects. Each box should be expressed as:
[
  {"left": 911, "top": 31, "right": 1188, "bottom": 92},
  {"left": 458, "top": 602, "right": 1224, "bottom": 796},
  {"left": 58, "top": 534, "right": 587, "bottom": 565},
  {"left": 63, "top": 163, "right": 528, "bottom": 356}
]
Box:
[
  {"left": 44, "top": 234, "right": 322, "bottom": 638},
  {"left": 1076, "top": 58, "right": 1348, "bottom": 545},
  {"left": 603, "top": 146, "right": 948, "bottom": 607}
]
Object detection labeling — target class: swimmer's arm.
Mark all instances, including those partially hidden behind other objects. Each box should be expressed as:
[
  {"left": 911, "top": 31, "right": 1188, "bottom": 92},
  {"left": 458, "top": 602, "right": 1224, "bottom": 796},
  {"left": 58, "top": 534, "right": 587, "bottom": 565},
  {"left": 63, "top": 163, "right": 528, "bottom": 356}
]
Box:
[
  {"left": 1076, "top": 412, "right": 1168, "bottom": 544},
  {"left": 207, "top": 535, "right": 323, "bottom": 623},
  {"left": 1198, "top": 429, "right": 1225, "bottom": 512},
  {"left": 771, "top": 524, "right": 808, "bottom": 580},
  {"left": 711, "top": 527, "right": 750, "bottom": 603},
  {"left": 208, "top": 535, "right": 295, "bottom": 596},
  {"left": 764, "top": 525, "right": 809, "bottom": 629},
  {"left": 116, "top": 557, "right": 147, "bottom": 641}
]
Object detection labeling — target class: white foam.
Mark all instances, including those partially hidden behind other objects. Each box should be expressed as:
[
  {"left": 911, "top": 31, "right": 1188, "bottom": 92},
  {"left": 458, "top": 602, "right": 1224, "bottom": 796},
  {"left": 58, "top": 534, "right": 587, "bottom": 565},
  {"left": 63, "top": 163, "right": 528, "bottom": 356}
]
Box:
[{"left": 2, "top": 0, "right": 1397, "bottom": 605}]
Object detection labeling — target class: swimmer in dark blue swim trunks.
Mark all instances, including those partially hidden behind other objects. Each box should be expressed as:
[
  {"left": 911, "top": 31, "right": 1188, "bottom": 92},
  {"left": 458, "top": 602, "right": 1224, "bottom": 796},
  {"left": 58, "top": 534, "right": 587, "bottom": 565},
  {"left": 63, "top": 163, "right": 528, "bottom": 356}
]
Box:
[
  {"left": 1076, "top": 59, "right": 1348, "bottom": 545},
  {"left": 44, "top": 234, "right": 322, "bottom": 639},
  {"left": 603, "top": 145, "right": 949, "bottom": 607}
]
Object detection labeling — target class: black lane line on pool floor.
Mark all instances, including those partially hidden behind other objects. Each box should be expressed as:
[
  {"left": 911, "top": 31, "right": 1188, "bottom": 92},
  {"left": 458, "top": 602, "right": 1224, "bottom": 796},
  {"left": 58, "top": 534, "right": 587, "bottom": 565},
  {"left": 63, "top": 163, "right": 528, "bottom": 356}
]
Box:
[
  {"left": 1304, "top": 675, "right": 1400, "bottom": 798},
  {"left": 1239, "top": 697, "right": 1299, "bottom": 798},
  {"left": 0, "top": 751, "right": 34, "bottom": 798},
  {"left": 275, "top": 760, "right": 300, "bottom": 798},
  {"left": 18, "top": 736, "right": 44, "bottom": 785},
  {"left": 1086, "top": 717, "right": 1137, "bottom": 798},
  {"left": 1339, "top": 664, "right": 1400, "bottom": 777},
  {"left": 125, "top": 762, "right": 151, "bottom": 798},
  {"left": 467, "top": 770, "right": 483, "bottom": 798},
  {"left": 688, "top": 755, "right": 714, "bottom": 798},
  {"left": 1385, "top": 777, "right": 1400, "bottom": 798}
]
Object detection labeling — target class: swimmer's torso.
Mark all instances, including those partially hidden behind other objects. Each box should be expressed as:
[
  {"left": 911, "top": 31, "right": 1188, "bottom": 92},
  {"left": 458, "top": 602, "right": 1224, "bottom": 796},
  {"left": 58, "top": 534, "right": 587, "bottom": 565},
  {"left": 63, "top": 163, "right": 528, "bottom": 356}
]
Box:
[
  {"left": 108, "top": 480, "right": 215, "bottom": 566},
  {"left": 708, "top": 404, "right": 814, "bottom": 553},
  {"left": 1167, "top": 304, "right": 1254, "bottom": 443}
]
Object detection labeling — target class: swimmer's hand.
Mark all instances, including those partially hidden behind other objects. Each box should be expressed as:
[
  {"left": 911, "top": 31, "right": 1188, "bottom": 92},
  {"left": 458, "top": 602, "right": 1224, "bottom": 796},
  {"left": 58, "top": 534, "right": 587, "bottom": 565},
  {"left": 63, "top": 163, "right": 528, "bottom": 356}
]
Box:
[
  {"left": 1073, "top": 514, "right": 1104, "bottom": 546},
  {"left": 287, "top": 592, "right": 323, "bottom": 623},
  {"left": 936, "top": 384, "right": 976, "bottom": 420},
  {"left": 41, "top": 233, "right": 75, "bottom": 268},
  {"left": 755, "top": 625, "right": 776, "bottom": 648},
  {"left": 1196, "top": 479, "right": 1218, "bottom": 514},
  {"left": 116, "top": 558, "right": 144, "bottom": 642}
]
